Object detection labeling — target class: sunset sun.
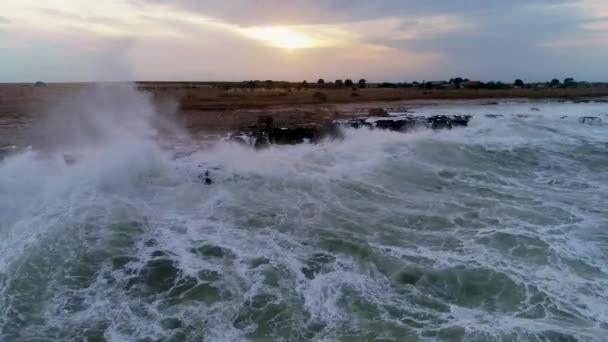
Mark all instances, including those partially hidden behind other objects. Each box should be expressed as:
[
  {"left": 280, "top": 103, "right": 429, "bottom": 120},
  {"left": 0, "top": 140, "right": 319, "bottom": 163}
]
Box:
[{"left": 242, "top": 26, "right": 320, "bottom": 49}]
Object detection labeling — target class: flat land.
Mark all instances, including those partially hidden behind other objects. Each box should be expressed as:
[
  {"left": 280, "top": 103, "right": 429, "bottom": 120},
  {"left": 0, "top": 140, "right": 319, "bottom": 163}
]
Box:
[{"left": 1, "top": 82, "right": 608, "bottom": 146}]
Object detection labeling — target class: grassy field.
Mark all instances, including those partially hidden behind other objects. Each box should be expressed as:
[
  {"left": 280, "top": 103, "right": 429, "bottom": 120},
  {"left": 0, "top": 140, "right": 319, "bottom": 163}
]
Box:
[{"left": 2, "top": 82, "right": 608, "bottom": 112}]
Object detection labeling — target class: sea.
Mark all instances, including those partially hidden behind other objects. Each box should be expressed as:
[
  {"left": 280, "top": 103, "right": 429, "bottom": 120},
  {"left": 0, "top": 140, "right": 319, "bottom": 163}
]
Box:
[{"left": 0, "top": 86, "right": 607, "bottom": 341}]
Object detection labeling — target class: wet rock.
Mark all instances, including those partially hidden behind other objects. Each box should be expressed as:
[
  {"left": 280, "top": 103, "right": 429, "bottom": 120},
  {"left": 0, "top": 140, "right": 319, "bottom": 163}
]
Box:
[
  {"left": 448, "top": 115, "right": 472, "bottom": 127},
  {"left": 578, "top": 116, "right": 602, "bottom": 126},
  {"left": 231, "top": 114, "right": 471, "bottom": 148},
  {"left": 342, "top": 118, "right": 374, "bottom": 129},
  {"left": 427, "top": 115, "right": 453, "bottom": 129},
  {"left": 368, "top": 107, "right": 390, "bottom": 117},
  {"left": 374, "top": 119, "right": 412, "bottom": 132},
  {"left": 269, "top": 126, "right": 321, "bottom": 144},
  {"left": 530, "top": 107, "right": 541, "bottom": 111}
]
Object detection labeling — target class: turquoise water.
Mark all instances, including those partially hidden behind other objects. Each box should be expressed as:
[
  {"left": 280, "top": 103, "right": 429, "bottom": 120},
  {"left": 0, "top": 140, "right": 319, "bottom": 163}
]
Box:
[{"left": 0, "top": 91, "right": 607, "bottom": 341}]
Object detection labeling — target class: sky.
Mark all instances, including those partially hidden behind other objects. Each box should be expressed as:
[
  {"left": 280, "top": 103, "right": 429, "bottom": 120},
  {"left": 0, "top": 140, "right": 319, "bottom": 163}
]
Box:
[{"left": 1, "top": 0, "right": 607, "bottom": 82}]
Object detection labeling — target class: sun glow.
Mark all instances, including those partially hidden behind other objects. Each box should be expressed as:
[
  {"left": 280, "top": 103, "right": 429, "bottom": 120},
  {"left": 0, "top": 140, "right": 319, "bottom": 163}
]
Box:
[{"left": 242, "top": 26, "right": 321, "bottom": 49}]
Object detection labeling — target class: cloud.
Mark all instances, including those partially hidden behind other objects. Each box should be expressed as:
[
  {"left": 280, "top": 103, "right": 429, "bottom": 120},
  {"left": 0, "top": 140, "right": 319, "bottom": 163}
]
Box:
[
  {"left": 134, "top": 0, "right": 577, "bottom": 25},
  {"left": 1, "top": 0, "right": 607, "bottom": 82},
  {"left": 0, "top": 16, "right": 9, "bottom": 24}
]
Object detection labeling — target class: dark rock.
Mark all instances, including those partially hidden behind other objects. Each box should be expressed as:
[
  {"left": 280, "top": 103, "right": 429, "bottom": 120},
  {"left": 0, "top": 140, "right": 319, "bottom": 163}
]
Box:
[
  {"left": 368, "top": 107, "right": 390, "bottom": 117},
  {"left": 268, "top": 126, "right": 321, "bottom": 144},
  {"left": 578, "top": 116, "right": 602, "bottom": 126},
  {"left": 254, "top": 136, "right": 269, "bottom": 150},
  {"left": 375, "top": 118, "right": 415, "bottom": 132},
  {"left": 230, "top": 114, "right": 471, "bottom": 148},
  {"left": 245, "top": 122, "right": 343, "bottom": 147},
  {"left": 343, "top": 119, "right": 374, "bottom": 129},
  {"left": 449, "top": 115, "right": 472, "bottom": 127},
  {"left": 530, "top": 108, "right": 541, "bottom": 112},
  {"left": 427, "top": 115, "right": 453, "bottom": 129},
  {"left": 485, "top": 114, "right": 504, "bottom": 118}
]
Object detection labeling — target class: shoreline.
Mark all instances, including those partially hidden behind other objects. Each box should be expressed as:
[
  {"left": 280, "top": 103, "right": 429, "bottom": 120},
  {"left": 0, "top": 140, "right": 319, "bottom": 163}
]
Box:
[{"left": 1, "top": 83, "right": 607, "bottom": 147}]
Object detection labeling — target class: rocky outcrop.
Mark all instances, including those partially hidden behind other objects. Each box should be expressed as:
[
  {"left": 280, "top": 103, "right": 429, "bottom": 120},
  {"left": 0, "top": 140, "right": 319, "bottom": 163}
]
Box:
[
  {"left": 341, "top": 114, "right": 471, "bottom": 132},
  {"left": 233, "top": 113, "right": 472, "bottom": 149}
]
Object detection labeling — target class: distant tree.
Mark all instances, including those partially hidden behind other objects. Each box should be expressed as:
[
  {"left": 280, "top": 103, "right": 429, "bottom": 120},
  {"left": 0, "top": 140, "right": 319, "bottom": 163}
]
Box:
[
  {"left": 265, "top": 80, "right": 273, "bottom": 89},
  {"left": 301, "top": 80, "right": 308, "bottom": 88},
  {"left": 550, "top": 79, "right": 560, "bottom": 87},
  {"left": 358, "top": 79, "right": 367, "bottom": 88},
  {"left": 380, "top": 82, "right": 397, "bottom": 88},
  {"left": 424, "top": 81, "right": 433, "bottom": 89},
  {"left": 564, "top": 78, "right": 575, "bottom": 87},
  {"left": 335, "top": 79, "right": 343, "bottom": 88},
  {"left": 463, "top": 78, "right": 470, "bottom": 83},
  {"left": 514, "top": 79, "right": 525, "bottom": 87},
  {"left": 244, "top": 80, "right": 256, "bottom": 89},
  {"left": 450, "top": 77, "right": 464, "bottom": 86},
  {"left": 317, "top": 78, "right": 325, "bottom": 85},
  {"left": 484, "top": 81, "right": 508, "bottom": 90},
  {"left": 344, "top": 79, "right": 354, "bottom": 87}
]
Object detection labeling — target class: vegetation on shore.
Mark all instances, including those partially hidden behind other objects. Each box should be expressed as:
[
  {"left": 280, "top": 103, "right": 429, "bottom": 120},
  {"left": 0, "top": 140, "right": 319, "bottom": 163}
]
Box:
[{"left": 135, "top": 77, "right": 607, "bottom": 92}]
